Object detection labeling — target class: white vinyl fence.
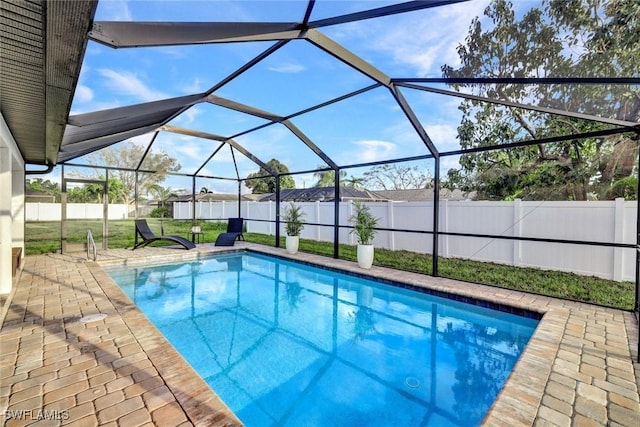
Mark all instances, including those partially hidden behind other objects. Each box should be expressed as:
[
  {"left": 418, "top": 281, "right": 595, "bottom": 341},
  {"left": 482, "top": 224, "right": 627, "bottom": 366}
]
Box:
[
  {"left": 26, "top": 203, "right": 129, "bottom": 221},
  {"left": 175, "top": 198, "right": 636, "bottom": 282}
]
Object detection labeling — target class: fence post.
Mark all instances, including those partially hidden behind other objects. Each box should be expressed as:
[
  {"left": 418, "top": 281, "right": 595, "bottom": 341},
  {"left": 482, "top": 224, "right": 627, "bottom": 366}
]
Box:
[
  {"left": 269, "top": 201, "right": 274, "bottom": 236},
  {"left": 441, "top": 199, "right": 448, "bottom": 257},
  {"left": 387, "top": 200, "right": 395, "bottom": 250},
  {"left": 613, "top": 197, "right": 624, "bottom": 281},
  {"left": 316, "top": 201, "right": 321, "bottom": 241},
  {"left": 246, "top": 201, "right": 252, "bottom": 232},
  {"left": 348, "top": 201, "right": 354, "bottom": 246},
  {"left": 512, "top": 198, "right": 522, "bottom": 267}
]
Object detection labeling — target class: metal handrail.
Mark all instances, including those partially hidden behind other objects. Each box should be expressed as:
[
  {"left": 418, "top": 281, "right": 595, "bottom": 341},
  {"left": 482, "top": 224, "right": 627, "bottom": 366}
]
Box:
[{"left": 87, "top": 229, "right": 97, "bottom": 261}]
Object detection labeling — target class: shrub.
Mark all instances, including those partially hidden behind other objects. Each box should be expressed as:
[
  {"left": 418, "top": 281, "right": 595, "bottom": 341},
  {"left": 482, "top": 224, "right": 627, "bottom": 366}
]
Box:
[{"left": 150, "top": 207, "right": 170, "bottom": 218}]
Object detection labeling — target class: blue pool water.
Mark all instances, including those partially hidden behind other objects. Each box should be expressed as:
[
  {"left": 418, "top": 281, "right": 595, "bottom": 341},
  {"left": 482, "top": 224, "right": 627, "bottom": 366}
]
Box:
[{"left": 106, "top": 251, "right": 539, "bottom": 427}]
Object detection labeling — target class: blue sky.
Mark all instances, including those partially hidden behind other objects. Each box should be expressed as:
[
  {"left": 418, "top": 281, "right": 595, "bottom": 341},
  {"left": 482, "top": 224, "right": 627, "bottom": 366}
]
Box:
[{"left": 65, "top": 0, "right": 511, "bottom": 194}]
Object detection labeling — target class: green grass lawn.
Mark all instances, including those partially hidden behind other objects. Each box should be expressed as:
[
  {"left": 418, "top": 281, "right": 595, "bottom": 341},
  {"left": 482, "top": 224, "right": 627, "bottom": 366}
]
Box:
[
  {"left": 25, "top": 219, "right": 635, "bottom": 310},
  {"left": 25, "top": 219, "right": 229, "bottom": 252}
]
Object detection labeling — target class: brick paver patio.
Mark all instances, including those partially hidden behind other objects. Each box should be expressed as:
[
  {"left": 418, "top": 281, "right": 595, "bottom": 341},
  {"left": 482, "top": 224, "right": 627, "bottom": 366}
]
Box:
[{"left": 1, "top": 244, "right": 639, "bottom": 426}]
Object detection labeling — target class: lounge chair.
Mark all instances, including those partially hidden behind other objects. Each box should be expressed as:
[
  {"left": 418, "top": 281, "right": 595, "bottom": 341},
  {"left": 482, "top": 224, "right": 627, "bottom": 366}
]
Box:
[
  {"left": 214, "top": 217, "right": 244, "bottom": 246},
  {"left": 228, "top": 217, "right": 245, "bottom": 240},
  {"left": 133, "top": 219, "right": 195, "bottom": 250}
]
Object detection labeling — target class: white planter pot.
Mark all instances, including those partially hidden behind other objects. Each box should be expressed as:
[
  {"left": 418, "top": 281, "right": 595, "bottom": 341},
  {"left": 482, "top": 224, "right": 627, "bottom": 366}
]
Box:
[
  {"left": 357, "top": 244, "right": 374, "bottom": 269},
  {"left": 286, "top": 235, "right": 299, "bottom": 254}
]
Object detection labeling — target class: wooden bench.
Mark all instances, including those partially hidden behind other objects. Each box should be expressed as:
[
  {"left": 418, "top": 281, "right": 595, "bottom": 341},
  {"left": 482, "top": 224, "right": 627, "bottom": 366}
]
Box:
[{"left": 12, "top": 247, "right": 22, "bottom": 276}]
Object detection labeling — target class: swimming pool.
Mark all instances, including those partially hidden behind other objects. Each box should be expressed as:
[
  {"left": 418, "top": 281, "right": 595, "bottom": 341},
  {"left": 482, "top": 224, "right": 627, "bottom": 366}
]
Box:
[{"left": 106, "top": 251, "right": 539, "bottom": 426}]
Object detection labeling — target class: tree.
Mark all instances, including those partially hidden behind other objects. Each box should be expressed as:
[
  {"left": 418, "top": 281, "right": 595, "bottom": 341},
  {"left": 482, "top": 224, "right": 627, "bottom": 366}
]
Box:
[
  {"left": 87, "top": 144, "right": 181, "bottom": 204},
  {"left": 245, "top": 159, "right": 295, "bottom": 194},
  {"left": 343, "top": 175, "right": 365, "bottom": 189},
  {"left": 67, "top": 184, "right": 102, "bottom": 203},
  {"left": 362, "top": 164, "right": 432, "bottom": 190},
  {"left": 26, "top": 178, "right": 61, "bottom": 202},
  {"left": 147, "top": 184, "right": 175, "bottom": 218},
  {"left": 107, "top": 179, "right": 127, "bottom": 203},
  {"left": 441, "top": 0, "right": 639, "bottom": 200},
  {"left": 312, "top": 166, "right": 346, "bottom": 187},
  {"left": 65, "top": 178, "right": 127, "bottom": 203},
  {"left": 606, "top": 176, "right": 637, "bottom": 200}
]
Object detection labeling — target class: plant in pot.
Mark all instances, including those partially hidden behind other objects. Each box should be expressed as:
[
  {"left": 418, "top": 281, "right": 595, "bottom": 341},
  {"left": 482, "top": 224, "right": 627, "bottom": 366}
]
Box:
[
  {"left": 349, "top": 201, "right": 379, "bottom": 269},
  {"left": 282, "top": 202, "right": 305, "bottom": 254}
]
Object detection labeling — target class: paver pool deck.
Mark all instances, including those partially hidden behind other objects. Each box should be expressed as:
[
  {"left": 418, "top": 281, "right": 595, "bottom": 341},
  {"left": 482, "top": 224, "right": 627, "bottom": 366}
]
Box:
[{"left": 1, "top": 243, "right": 639, "bottom": 426}]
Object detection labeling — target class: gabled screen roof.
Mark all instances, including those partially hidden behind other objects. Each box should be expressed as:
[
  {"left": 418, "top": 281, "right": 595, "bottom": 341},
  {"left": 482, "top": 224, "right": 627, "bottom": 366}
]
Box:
[{"left": 63, "top": 0, "right": 639, "bottom": 184}]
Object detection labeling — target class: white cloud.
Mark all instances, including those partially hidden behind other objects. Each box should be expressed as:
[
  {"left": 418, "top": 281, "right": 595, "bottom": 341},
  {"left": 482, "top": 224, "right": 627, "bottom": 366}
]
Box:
[
  {"left": 441, "top": 154, "right": 463, "bottom": 175},
  {"left": 348, "top": 139, "right": 398, "bottom": 164},
  {"left": 170, "top": 138, "right": 208, "bottom": 163},
  {"left": 74, "top": 85, "right": 94, "bottom": 103},
  {"left": 205, "top": 180, "right": 244, "bottom": 194},
  {"left": 98, "top": 0, "right": 132, "bottom": 21},
  {"left": 97, "top": 69, "right": 168, "bottom": 102},
  {"left": 294, "top": 173, "right": 317, "bottom": 189},
  {"left": 172, "top": 105, "right": 202, "bottom": 126},
  {"left": 334, "top": 0, "right": 491, "bottom": 77},
  {"left": 128, "top": 133, "right": 155, "bottom": 147},
  {"left": 267, "top": 63, "right": 307, "bottom": 73},
  {"left": 69, "top": 100, "right": 123, "bottom": 115},
  {"left": 158, "top": 47, "right": 188, "bottom": 60},
  {"left": 424, "top": 124, "right": 459, "bottom": 151},
  {"left": 386, "top": 1, "right": 490, "bottom": 76},
  {"left": 385, "top": 119, "right": 461, "bottom": 154},
  {"left": 72, "top": 65, "right": 97, "bottom": 107},
  {"left": 203, "top": 144, "right": 237, "bottom": 165},
  {"left": 383, "top": 119, "right": 424, "bottom": 149},
  {"left": 181, "top": 77, "right": 205, "bottom": 94}
]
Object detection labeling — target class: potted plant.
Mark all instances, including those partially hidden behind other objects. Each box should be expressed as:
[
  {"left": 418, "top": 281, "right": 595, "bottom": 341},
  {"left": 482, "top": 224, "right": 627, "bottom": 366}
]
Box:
[
  {"left": 349, "top": 201, "right": 379, "bottom": 269},
  {"left": 282, "top": 202, "right": 305, "bottom": 254}
]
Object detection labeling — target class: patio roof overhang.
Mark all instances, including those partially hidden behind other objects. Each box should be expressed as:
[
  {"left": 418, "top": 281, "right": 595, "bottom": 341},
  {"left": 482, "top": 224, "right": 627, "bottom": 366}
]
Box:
[{"left": 0, "top": 0, "right": 98, "bottom": 166}]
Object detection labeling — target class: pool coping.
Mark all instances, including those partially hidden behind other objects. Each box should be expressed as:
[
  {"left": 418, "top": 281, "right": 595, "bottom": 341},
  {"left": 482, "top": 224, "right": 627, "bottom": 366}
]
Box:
[
  {"left": 93, "top": 245, "right": 574, "bottom": 426},
  {"left": 88, "top": 257, "right": 243, "bottom": 426}
]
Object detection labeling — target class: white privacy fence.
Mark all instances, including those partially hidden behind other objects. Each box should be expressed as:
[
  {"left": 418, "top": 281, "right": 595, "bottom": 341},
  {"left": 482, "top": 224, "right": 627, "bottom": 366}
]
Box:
[
  {"left": 176, "top": 199, "right": 636, "bottom": 281},
  {"left": 26, "top": 203, "right": 129, "bottom": 221}
]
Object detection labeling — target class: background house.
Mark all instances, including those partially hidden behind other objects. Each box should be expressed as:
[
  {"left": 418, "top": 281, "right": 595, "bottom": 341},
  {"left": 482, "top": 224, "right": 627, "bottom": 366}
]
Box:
[
  {"left": 370, "top": 188, "right": 475, "bottom": 201},
  {"left": 258, "top": 187, "right": 388, "bottom": 202}
]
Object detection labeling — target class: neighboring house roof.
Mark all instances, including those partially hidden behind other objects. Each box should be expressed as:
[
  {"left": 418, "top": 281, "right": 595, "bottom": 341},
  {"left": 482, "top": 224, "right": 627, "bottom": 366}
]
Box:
[
  {"left": 370, "top": 188, "right": 475, "bottom": 201},
  {"left": 166, "top": 193, "right": 251, "bottom": 202},
  {"left": 166, "top": 194, "right": 192, "bottom": 203},
  {"left": 259, "top": 187, "right": 388, "bottom": 202},
  {"left": 243, "top": 194, "right": 266, "bottom": 202},
  {"left": 196, "top": 192, "right": 250, "bottom": 202},
  {"left": 161, "top": 188, "right": 474, "bottom": 203}
]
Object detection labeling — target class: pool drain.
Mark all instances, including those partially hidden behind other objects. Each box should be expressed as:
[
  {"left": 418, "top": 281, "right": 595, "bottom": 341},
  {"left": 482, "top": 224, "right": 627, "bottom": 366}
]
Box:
[
  {"left": 405, "top": 377, "right": 420, "bottom": 388},
  {"left": 79, "top": 313, "right": 107, "bottom": 323}
]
